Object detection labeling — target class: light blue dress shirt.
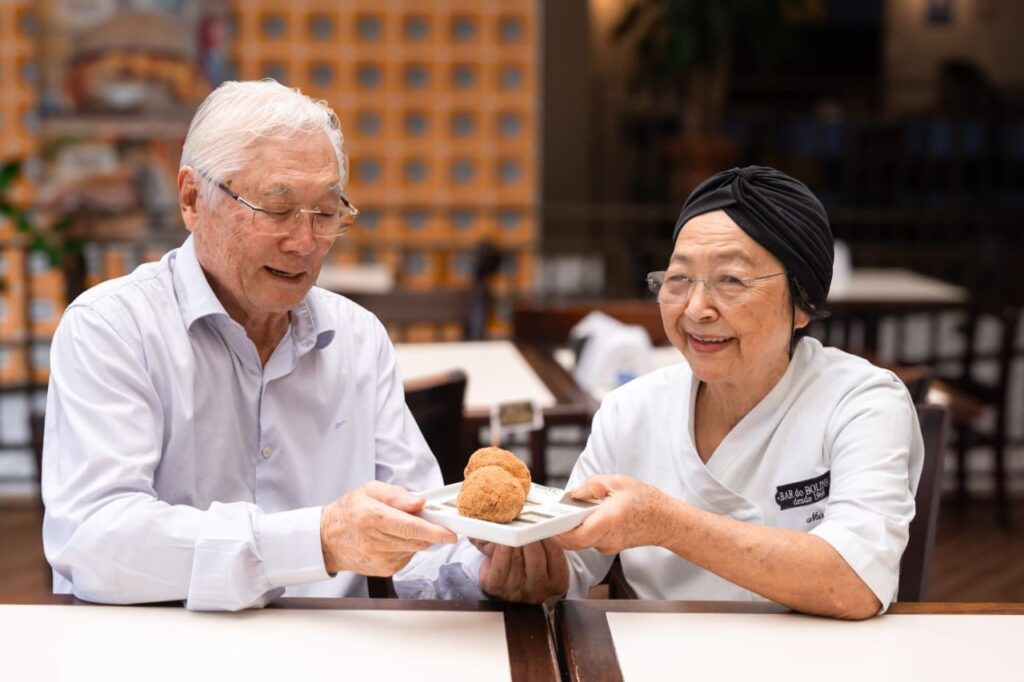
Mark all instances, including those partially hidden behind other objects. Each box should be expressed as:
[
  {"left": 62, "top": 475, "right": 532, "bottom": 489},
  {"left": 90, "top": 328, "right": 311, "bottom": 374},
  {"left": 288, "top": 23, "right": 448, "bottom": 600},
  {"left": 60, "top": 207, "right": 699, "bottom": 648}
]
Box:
[{"left": 41, "top": 236, "right": 484, "bottom": 610}]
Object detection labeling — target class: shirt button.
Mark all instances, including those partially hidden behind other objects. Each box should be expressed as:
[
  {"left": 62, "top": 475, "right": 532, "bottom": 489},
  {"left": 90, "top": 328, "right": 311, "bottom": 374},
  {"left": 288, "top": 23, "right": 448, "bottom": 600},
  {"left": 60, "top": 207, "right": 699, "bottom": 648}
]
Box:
[{"left": 261, "top": 447, "right": 272, "bottom": 459}]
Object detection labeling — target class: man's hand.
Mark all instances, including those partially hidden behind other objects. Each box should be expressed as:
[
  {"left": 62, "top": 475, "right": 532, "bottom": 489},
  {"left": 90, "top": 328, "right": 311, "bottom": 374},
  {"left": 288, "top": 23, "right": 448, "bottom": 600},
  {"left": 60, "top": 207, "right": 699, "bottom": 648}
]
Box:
[
  {"left": 474, "top": 539, "right": 569, "bottom": 604},
  {"left": 320, "top": 481, "right": 456, "bottom": 576},
  {"left": 553, "top": 475, "right": 680, "bottom": 554}
]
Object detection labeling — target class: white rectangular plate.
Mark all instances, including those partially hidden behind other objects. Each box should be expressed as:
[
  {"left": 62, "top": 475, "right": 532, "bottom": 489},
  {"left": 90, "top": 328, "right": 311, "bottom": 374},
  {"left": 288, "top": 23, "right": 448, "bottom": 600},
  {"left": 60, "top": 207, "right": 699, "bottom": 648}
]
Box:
[{"left": 417, "top": 483, "right": 600, "bottom": 547}]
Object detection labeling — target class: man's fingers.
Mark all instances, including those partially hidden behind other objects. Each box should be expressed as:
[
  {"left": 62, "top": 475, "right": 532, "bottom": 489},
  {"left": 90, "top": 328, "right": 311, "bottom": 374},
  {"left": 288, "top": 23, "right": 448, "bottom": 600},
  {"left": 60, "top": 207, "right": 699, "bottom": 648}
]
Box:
[
  {"left": 541, "top": 539, "right": 568, "bottom": 583},
  {"left": 485, "top": 543, "right": 513, "bottom": 587},
  {"left": 367, "top": 500, "right": 456, "bottom": 546},
  {"left": 363, "top": 481, "right": 426, "bottom": 512},
  {"left": 470, "top": 539, "right": 496, "bottom": 557},
  {"left": 521, "top": 541, "right": 548, "bottom": 579},
  {"left": 506, "top": 546, "right": 526, "bottom": 589},
  {"left": 387, "top": 514, "right": 456, "bottom": 545}
]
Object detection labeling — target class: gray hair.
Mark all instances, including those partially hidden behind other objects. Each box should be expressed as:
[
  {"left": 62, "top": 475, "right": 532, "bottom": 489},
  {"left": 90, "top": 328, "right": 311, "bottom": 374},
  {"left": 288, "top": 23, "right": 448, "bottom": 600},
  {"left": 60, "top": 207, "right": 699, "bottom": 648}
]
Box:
[{"left": 180, "top": 79, "right": 347, "bottom": 206}]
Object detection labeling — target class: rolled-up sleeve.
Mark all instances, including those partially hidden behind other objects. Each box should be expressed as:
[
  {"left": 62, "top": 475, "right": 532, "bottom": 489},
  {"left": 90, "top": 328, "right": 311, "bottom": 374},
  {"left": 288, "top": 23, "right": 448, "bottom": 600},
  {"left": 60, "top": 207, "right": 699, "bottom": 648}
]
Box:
[{"left": 810, "top": 376, "right": 924, "bottom": 610}]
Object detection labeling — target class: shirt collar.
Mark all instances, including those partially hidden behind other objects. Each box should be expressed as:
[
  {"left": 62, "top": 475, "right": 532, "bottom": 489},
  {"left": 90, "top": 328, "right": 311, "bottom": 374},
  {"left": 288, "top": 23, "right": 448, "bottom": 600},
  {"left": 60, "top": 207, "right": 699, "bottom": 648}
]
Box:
[
  {"left": 172, "top": 234, "right": 230, "bottom": 330},
  {"left": 171, "top": 235, "right": 336, "bottom": 350}
]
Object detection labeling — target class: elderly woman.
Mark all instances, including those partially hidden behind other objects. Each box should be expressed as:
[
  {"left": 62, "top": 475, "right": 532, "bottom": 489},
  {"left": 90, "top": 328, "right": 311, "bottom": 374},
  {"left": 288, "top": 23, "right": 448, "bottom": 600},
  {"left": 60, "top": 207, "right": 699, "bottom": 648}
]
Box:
[{"left": 479, "top": 166, "right": 923, "bottom": 619}]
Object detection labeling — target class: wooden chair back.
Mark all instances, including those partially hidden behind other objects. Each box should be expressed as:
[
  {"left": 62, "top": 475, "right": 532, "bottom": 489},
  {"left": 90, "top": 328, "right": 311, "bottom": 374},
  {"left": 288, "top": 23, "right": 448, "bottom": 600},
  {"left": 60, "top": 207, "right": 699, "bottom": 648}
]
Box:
[
  {"left": 348, "top": 288, "right": 488, "bottom": 342},
  {"left": 898, "top": 403, "right": 949, "bottom": 602},
  {"left": 512, "top": 300, "right": 668, "bottom": 347},
  {"left": 405, "top": 370, "right": 469, "bottom": 485}
]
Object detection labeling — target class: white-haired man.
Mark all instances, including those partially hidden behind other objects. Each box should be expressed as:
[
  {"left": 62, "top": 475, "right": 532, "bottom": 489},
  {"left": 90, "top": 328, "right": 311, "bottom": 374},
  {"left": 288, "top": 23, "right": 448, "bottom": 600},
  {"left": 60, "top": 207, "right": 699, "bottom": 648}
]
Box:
[{"left": 42, "top": 80, "right": 484, "bottom": 609}]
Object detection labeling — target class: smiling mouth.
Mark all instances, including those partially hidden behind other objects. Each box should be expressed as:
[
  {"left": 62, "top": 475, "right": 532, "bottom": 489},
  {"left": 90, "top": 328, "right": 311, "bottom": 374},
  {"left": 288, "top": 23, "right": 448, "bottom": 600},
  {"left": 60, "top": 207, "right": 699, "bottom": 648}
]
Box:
[
  {"left": 687, "top": 333, "right": 735, "bottom": 348},
  {"left": 265, "top": 266, "right": 304, "bottom": 280}
]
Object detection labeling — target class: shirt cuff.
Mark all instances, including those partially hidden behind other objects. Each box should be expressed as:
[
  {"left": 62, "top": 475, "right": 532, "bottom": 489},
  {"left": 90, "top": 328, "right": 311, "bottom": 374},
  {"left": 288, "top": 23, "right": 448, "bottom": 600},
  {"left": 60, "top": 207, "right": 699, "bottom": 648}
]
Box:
[
  {"left": 256, "top": 506, "right": 331, "bottom": 589},
  {"left": 393, "top": 540, "right": 486, "bottom": 600}
]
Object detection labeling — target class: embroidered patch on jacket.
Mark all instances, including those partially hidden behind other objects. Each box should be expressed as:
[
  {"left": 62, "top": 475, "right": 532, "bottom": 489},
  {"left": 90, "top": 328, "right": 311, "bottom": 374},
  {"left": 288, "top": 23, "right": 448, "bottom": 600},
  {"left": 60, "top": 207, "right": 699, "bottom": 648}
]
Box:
[{"left": 774, "top": 471, "right": 830, "bottom": 510}]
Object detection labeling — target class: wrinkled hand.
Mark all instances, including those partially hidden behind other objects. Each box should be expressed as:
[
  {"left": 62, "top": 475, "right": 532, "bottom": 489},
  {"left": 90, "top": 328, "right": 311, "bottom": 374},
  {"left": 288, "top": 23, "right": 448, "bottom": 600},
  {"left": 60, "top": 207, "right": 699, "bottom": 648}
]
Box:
[
  {"left": 320, "top": 481, "right": 456, "bottom": 576},
  {"left": 553, "top": 475, "right": 679, "bottom": 554},
  {"left": 473, "top": 539, "right": 569, "bottom": 604}
]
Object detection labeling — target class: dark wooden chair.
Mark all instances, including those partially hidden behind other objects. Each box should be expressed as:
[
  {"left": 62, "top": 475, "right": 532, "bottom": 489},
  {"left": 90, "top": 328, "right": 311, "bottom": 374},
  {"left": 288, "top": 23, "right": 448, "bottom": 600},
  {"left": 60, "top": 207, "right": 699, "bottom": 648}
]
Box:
[
  {"left": 512, "top": 299, "right": 667, "bottom": 348},
  {"left": 347, "top": 288, "right": 488, "bottom": 343},
  {"left": 405, "top": 370, "right": 469, "bottom": 485},
  {"left": 937, "top": 302, "right": 1020, "bottom": 526},
  {"left": 601, "top": 404, "right": 949, "bottom": 603},
  {"left": 29, "top": 411, "right": 50, "bottom": 585},
  {"left": 30, "top": 412, "right": 45, "bottom": 502},
  {"left": 345, "top": 242, "right": 501, "bottom": 343},
  {"left": 603, "top": 556, "right": 637, "bottom": 600},
  {"left": 896, "top": 365, "right": 935, "bottom": 404},
  {"left": 898, "top": 403, "right": 949, "bottom": 602}
]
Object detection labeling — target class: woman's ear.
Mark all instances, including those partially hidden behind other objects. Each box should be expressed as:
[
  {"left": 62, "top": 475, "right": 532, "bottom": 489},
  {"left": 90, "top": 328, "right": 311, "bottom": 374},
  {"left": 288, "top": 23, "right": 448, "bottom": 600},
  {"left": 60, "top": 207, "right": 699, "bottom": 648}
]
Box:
[{"left": 794, "top": 306, "right": 812, "bottom": 330}]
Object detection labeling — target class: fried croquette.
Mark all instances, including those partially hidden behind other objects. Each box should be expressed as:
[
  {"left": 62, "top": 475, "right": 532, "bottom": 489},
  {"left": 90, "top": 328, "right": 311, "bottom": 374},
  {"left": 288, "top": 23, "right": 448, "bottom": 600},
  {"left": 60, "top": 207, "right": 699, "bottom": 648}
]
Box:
[
  {"left": 464, "top": 446, "right": 532, "bottom": 494},
  {"left": 457, "top": 465, "right": 526, "bottom": 523}
]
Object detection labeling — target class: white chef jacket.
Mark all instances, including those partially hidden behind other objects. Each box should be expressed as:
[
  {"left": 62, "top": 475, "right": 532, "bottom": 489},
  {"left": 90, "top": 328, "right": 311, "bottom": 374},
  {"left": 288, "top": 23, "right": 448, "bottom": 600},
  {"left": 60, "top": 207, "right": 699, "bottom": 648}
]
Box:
[
  {"left": 566, "top": 337, "right": 923, "bottom": 610},
  {"left": 41, "top": 236, "right": 484, "bottom": 610}
]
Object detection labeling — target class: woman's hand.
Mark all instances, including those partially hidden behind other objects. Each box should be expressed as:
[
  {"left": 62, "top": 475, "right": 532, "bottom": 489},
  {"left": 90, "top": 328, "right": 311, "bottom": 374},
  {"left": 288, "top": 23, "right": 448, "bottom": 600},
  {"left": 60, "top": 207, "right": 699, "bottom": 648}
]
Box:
[
  {"left": 474, "top": 539, "right": 569, "bottom": 604},
  {"left": 553, "top": 475, "right": 681, "bottom": 554}
]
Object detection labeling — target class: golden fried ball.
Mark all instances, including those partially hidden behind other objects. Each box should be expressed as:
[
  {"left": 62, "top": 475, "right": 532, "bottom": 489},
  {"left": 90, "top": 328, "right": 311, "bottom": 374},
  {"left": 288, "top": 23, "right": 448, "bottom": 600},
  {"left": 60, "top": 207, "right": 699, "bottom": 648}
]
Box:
[
  {"left": 464, "top": 446, "right": 531, "bottom": 495},
  {"left": 457, "top": 465, "right": 527, "bottom": 523}
]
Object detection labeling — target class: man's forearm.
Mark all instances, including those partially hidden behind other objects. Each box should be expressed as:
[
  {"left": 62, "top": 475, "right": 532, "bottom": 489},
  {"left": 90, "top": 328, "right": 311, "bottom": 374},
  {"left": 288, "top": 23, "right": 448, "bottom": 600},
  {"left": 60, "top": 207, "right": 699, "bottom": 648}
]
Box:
[{"left": 46, "top": 496, "right": 328, "bottom": 610}]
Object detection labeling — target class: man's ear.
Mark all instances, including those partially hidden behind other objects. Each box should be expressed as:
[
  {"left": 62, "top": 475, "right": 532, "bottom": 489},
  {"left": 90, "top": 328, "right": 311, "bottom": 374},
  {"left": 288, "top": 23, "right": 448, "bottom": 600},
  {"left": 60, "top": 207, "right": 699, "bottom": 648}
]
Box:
[{"left": 178, "top": 166, "right": 200, "bottom": 233}]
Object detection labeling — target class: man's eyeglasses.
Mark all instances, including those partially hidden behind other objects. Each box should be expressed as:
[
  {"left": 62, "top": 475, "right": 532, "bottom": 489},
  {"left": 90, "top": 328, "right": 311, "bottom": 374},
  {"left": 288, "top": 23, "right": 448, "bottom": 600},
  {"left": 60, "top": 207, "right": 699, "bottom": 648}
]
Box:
[
  {"left": 214, "top": 180, "right": 359, "bottom": 238},
  {"left": 646, "top": 270, "right": 788, "bottom": 305}
]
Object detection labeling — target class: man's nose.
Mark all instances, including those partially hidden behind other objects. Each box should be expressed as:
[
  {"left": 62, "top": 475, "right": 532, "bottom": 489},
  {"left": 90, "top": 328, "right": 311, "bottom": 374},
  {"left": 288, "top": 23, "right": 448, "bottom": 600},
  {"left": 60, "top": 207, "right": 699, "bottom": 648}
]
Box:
[{"left": 279, "top": 213, "right": 318, "bottom": 254}]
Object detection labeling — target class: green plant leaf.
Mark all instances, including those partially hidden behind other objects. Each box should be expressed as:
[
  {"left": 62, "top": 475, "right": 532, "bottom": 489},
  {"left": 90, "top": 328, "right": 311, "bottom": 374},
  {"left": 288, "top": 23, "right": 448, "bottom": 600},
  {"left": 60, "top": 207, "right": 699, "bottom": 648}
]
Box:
[{"left": 0, "top": 160, "right": 21, "bottom": 192}]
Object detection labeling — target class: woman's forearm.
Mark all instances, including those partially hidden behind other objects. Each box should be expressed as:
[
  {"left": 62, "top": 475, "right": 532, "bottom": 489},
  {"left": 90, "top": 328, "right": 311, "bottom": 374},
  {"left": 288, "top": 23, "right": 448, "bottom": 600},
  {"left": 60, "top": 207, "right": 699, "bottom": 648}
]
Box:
[{"left": 657, "top": 499, "right": 881, "bottom": 620}]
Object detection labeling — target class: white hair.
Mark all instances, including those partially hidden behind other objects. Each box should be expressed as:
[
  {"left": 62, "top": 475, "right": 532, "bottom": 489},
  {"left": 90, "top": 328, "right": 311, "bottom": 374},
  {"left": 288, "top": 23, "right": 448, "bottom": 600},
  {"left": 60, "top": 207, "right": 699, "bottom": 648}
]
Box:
[{"left": 180, "top": 79, "right": 347, "bottom": 206}]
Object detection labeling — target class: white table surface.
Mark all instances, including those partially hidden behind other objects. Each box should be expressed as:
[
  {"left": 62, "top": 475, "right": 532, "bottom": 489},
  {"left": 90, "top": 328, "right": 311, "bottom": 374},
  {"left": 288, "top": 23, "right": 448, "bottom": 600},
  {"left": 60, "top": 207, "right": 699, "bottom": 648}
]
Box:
[
  {"left": 0, "top": 604, "right": 511, "bottom": 682},
  {"left": 607, "top": 611, "right": 1022, "bottom": 681},
  {"left": 317, "top": 263, "right": 395, "bottom": 294},
  {"left": 396, "top": 340, "right": 557, "bottom": 411}
]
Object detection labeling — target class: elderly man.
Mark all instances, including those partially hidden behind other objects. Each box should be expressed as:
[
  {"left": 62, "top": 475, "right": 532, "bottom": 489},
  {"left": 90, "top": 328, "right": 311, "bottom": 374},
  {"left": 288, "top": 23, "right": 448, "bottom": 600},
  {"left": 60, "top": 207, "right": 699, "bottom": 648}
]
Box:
[
  {"left": 479, "top": 167, "right": 923, "bottom": 619},
  {"left": 41, "top": 80, "right": 483, "bottom": 609}
]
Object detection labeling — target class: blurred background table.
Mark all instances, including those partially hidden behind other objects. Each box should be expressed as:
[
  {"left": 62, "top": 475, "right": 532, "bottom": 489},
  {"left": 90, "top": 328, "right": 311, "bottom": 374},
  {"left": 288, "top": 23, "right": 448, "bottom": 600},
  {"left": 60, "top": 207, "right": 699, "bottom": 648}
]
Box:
[{"left": 396, "top": 341, "right": 597, "bottom": 485}]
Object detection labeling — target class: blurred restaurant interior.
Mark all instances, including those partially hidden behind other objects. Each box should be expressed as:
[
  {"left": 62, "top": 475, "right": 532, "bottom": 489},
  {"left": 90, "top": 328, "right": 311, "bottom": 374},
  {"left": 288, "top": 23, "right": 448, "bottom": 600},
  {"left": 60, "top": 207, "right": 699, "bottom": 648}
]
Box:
[{"left": 1, "top": 0, "right": 1023, "bottom": 607}]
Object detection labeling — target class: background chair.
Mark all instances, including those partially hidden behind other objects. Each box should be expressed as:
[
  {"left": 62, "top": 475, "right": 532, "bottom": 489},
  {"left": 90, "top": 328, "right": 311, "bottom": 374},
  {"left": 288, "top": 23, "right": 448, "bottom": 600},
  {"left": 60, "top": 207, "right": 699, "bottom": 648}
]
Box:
[
  {"left": 937, "top": 302, "right": 1020, "bottom": 526},
  {"left": 404, "top": 370, "right": 469, "bottom": 485},
  {"left": 898, "top": 403, "right": 949, "bottom": 602},
  {"left": 347, "top": 288, "right": 488, "bottom": 343},
  {"left": 29, "top": 411, "right": 50, "bottom": 586},
  {"left": 344, "top": 241, "right": 501, "bottom": 343}
]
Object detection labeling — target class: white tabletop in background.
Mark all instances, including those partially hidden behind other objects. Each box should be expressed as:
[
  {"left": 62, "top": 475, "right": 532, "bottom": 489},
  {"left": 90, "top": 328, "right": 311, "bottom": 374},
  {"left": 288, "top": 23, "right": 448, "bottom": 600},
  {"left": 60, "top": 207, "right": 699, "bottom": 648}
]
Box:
[
  {"left": 317, "top": 263, "right": 395, "bottom": 294},
  {"left": 829, "top": 268, "right": 967, "bottom": 304},
  {"left": 607, "top": 611, "right": 1022, "bottom": 681},
  {"left": 0, "top": 604, "right": 510, "bottom": 682},
  {"left": 396, "top": 340, "right": 557, "bottom": 411}
]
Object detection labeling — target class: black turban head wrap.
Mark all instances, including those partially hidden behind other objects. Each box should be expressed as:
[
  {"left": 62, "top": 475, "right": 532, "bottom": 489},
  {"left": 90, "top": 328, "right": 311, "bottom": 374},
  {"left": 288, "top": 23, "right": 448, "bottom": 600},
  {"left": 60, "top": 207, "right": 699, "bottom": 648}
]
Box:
[{"left": 672, "top": 166, "right": 834, "bottom": 312}]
